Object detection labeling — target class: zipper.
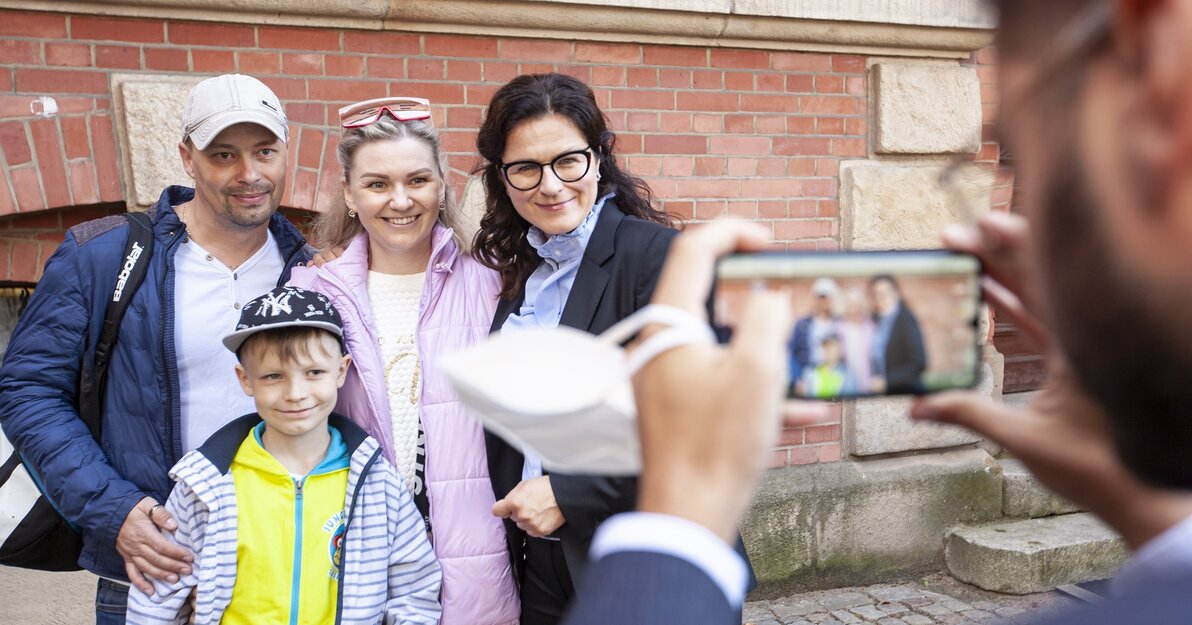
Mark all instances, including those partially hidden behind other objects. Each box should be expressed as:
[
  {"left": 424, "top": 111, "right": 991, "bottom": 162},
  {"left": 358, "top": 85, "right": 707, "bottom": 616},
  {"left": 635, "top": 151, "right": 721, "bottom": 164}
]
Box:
[
  {"left": 334, "top": 448, "right": 382, "bottom": 625},
  {"left": 290, "top": 477, "right": 305, "bottom": 625},
  {"left": 159, "top": 223, "right": 186, "bottom": 463}
]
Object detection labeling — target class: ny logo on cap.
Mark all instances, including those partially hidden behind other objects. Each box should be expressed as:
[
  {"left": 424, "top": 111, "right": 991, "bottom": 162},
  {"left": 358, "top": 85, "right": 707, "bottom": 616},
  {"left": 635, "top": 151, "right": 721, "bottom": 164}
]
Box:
[{"left": 255, "top": 290, "right": 296, "bottom": 318}]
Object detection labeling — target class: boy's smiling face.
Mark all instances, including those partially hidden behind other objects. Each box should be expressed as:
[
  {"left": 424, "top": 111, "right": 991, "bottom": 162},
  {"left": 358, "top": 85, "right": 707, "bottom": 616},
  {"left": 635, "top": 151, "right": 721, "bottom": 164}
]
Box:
[{"left": 235, "top": 331, "right": 350, "bottom": 441}]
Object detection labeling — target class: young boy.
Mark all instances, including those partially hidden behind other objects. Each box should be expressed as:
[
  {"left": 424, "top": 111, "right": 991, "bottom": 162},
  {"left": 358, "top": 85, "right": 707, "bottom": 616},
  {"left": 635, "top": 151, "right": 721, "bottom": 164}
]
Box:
[
  {"left": 796, "top": 334, "right": 856, "bottom": 399},
  {"left": 126, "top": 286, "right": 441, "bottom": 625}
]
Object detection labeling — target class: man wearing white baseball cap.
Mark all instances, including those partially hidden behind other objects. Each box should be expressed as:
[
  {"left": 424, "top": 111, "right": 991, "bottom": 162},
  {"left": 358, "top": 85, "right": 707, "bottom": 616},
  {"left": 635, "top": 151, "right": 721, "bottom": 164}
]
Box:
[{"left": 0, "top": 73, "right": 311, "bottom": 624}]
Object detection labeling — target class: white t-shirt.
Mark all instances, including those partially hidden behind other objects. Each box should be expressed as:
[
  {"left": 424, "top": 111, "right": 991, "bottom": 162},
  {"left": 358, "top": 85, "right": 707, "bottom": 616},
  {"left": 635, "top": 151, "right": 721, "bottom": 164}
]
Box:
[{"left": 175, "top": 231, "right": 284, "bottom": 452}]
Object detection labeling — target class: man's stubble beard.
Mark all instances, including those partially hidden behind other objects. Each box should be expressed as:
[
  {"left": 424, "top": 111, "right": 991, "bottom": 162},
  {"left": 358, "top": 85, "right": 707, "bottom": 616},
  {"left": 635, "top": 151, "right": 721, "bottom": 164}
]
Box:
[{"left": 1038, "top": 136, "right": 1192, "bottom": 490}]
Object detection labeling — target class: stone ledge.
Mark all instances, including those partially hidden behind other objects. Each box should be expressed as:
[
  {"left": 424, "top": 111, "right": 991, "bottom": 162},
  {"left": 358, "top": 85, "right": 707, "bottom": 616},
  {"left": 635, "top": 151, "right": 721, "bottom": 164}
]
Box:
[
  {"left": 1001, "top": 458, "right": 1082, "bottom": 518},
  {"left": 744, "top": 448, "right": 1003, "bottom": 597},
  {"left": 5, "top": 0, "right": 994, "bottom": 58}
]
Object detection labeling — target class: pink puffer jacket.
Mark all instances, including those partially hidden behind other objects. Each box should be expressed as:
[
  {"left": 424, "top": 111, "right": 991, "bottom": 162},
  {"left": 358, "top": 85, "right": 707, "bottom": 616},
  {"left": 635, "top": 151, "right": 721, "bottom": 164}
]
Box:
[{"left": 290, "top": 225, "right": 519, "bottom": 625}]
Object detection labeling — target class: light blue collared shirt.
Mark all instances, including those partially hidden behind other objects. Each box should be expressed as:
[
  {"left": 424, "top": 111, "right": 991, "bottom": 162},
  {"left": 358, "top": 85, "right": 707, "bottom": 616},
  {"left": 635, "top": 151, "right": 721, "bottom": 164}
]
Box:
[
  {"left": 502, "top": 192, "right": 613, "bottom": 332},
  {"left": 501, "top": 193, "right": 613, "bottom": 527}
]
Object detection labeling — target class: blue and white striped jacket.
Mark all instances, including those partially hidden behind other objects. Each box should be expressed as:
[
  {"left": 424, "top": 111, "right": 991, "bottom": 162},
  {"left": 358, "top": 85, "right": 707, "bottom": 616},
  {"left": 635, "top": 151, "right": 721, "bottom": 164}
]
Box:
[{"left": 126, "top": 414, "right": 442, "bottom": 625}]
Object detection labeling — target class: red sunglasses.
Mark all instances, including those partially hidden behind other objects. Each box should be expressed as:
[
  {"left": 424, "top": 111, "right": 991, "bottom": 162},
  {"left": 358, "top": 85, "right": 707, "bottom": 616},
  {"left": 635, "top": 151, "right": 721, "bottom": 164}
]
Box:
[{"left": 339, "top": 97, "right": 432, "bottom": 128}]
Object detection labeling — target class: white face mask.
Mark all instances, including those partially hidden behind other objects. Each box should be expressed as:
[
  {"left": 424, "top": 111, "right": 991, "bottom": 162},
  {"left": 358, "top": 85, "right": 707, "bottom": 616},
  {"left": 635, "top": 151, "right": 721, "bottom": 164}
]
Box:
[{"left": 440, "top": 305, "right": 715, "bottom": 475}]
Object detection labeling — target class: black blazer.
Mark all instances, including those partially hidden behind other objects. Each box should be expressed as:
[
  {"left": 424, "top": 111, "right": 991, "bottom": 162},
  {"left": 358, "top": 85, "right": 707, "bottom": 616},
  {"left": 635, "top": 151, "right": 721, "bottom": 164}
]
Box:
[
  {"left": 486, "top": 202, "right": 677, "bottom": 587},
  {"left": 882, "top": 303, "right": 926, "bottom": 394}
]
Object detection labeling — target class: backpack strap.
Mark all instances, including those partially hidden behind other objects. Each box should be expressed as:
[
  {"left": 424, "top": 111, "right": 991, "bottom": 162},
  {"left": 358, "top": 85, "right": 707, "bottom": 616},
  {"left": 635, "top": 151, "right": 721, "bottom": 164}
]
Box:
[{"left": 78, "top": 212, "right": 155, "bottom": 440}]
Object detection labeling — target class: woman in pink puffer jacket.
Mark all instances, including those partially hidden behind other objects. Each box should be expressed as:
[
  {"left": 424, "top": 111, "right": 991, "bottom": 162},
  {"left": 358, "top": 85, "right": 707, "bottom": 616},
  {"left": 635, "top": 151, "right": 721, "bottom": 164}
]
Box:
[{"left": 290, "top": 96, "right": 518, "bottom": 625}]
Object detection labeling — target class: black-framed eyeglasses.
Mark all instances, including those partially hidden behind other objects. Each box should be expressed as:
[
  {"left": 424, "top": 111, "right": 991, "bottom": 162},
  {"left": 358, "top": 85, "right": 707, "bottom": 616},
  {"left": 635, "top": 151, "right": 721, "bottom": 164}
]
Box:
[{"left": 500, "top": 148, "right": 594, "bottom": 191}]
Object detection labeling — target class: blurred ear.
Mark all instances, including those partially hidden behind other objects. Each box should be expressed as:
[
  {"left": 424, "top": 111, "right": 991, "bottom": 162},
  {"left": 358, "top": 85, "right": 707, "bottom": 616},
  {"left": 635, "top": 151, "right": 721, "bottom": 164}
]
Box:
[
  {"left": 235, "top": 364, "right": 254, "bottom": 397},
  {"left": 336, "top": 354, "right": 352, "bottom": 388},
  {"left": 179, "top": 142, "right": 195, "bottom": 179},
  {"left": 341, "top": 180, "right": 355, "bottom": 213}
]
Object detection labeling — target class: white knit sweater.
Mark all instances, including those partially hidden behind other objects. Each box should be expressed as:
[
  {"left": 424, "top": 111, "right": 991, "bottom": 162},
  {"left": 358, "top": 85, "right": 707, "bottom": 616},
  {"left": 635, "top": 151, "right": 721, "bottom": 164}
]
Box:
[{"left": 367, "top": 270, "right": 425, "bottom": 490}]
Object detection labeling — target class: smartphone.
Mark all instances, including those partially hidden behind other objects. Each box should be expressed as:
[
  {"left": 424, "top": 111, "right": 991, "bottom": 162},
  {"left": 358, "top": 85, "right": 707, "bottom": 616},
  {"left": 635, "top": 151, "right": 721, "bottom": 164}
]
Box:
[{"left": 714, "top": 250, "right": 982, "bottom": 399}]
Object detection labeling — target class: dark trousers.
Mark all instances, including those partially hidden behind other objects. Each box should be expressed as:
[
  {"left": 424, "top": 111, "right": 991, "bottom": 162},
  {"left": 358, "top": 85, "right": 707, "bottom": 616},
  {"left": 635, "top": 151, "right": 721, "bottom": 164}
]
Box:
[
  {"left": 521, "top": 536, "right": 576, "bottom": 625},
  {"left": 95, "top": 578, "right": 129, "bottom": 625}
]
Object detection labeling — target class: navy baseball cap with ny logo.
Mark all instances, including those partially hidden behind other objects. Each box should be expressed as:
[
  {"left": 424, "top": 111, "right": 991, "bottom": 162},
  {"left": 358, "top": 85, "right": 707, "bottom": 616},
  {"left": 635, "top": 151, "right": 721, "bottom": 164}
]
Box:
[{"left": 222, "top": 286, "right": 345, "bottom": 353}]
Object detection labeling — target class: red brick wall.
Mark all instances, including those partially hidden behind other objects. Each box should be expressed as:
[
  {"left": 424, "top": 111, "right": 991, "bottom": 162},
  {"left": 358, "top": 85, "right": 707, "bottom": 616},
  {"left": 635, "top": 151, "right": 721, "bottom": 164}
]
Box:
[{"left": 0, "top": 8, "right": 1001, "bottom": 465}]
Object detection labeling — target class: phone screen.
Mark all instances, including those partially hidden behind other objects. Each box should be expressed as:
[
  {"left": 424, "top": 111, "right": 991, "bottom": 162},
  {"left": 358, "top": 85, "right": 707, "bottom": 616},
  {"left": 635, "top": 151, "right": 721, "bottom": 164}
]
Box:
[{"left": 714, "top": 250, "right": 982, "bottom": 399}]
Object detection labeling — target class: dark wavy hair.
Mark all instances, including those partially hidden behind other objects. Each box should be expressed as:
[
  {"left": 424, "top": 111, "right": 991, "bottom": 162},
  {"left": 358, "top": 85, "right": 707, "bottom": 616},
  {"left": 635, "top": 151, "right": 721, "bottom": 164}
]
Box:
[{"left": 472, "top": 73, "right": 673, "bottom": 299}]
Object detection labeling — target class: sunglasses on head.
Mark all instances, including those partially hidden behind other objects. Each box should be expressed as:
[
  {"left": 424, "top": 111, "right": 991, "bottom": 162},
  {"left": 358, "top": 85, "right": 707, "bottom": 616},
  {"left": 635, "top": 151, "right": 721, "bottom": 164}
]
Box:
[{"left": 339, "top": 97, "right": 432, "bottom": 128}]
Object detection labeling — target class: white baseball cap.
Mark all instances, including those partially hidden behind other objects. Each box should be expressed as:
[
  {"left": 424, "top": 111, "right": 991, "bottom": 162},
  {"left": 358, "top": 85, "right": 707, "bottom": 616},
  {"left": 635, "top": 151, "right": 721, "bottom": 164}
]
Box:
[
  {"left": 181, "top": 74, "right": 288, "bottom": 150},
  {"left": 812, "top": 277, "right": 839, "bottom": 297}
]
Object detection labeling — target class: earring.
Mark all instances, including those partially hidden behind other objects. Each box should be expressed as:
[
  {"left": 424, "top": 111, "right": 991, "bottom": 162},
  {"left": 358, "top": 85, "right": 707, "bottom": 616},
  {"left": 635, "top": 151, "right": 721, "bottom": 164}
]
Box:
[
  {"left": 596, "top": 173, "right": 602, "bottom": 181},
  {"left": 348, "top": 209, "right": 357, "bottom": 218},
  {"left": 439, "top": 201, "right": 445, "bottom": 210}
]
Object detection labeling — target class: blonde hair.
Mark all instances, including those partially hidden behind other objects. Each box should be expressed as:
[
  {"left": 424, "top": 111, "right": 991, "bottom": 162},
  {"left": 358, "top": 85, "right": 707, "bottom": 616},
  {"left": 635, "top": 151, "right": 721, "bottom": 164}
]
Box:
[{"left": 312, "top": 117, "right": 463, "bottom": 250}]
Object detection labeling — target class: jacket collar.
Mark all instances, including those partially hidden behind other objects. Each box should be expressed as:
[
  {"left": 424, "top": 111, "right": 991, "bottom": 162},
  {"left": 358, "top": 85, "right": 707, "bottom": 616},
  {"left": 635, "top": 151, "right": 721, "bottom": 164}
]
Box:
[
  {"left": 491, "top": 201, "right": 626, "bottom": 332},
  {"left": 577, "top": 198, "right": 623, "bottom": 268},
  {"left": 197, "top": 412, "right": 370, "bottom": 474},
  {"left": 324, "top": 222, "right": 460, "bottom": 289}
]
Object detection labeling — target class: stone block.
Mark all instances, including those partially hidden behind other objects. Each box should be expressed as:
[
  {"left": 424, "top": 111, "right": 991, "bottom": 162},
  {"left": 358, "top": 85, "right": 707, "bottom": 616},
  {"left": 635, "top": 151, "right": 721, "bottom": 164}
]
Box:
[
  {"left": 112, "top": 74, "right": 202, "bottom": 208},
  {"left": 744, "top": 449, "right": 1003, "bottom": 596},
  {"left": 457, "top": 174, "right": 487, "bottom": 247},
  {"left": 840, "top": 161, "right": 993, "bottom": 251},
  {"left": 846, "top": 395, "right": 981, "bottom": 456},
  {"left": 946, "top": 513, "right": 1127, "bottom": 594},
  {"left": 1001, "top": 458, "right": 1082, "bottom": 518},
  {"left": 873, "top": 63, "right": 982, "bottom": 155}
]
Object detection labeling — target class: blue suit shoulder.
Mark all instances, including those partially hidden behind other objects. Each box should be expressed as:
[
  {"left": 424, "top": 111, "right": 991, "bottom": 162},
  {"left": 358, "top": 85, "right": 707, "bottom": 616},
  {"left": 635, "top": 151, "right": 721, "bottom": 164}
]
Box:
[{"left": 564, "top": 550, "right": 735, "bottom": 625}]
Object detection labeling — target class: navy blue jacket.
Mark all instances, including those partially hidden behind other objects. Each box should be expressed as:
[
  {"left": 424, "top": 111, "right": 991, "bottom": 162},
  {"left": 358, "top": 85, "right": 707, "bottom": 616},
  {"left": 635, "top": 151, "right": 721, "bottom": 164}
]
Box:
[{"left": 0, "top": 186, "right": 310, "bottom": 578}]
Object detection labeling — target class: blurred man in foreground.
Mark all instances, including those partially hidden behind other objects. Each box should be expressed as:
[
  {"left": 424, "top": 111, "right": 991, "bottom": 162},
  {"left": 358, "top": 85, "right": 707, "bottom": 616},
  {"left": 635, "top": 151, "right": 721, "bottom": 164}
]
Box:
[{"left": 562, "top": 1, "right": 1192, "bottom": 623}]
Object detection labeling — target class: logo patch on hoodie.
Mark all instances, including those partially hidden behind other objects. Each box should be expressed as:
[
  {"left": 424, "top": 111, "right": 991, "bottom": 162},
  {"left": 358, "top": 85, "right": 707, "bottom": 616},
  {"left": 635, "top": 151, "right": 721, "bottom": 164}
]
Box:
[{"left": 324, "top": 510, "right": 346, "bottom": 580}]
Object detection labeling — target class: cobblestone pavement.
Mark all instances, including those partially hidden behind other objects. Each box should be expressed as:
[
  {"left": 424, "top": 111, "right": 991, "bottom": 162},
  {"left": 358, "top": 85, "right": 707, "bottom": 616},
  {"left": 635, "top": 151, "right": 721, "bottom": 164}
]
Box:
[{"left": 744, "top": 574, "right": 1082, "bottom": 625}]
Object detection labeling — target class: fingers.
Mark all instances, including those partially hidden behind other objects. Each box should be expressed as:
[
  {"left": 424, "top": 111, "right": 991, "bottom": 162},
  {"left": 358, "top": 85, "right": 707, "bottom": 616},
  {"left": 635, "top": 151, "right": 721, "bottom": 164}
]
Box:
[
  {"left": 131, "top": 554, "right": 182, "bottom": 585},
  {"left": 126, "top": 561, "right": 154, "bottom": 596},
  {"left": 943, "top": 211, "right": 1037, "bottom": 310},
  {"left": 651, "top": 220, "right": 773, "bottom": 316},
  {"left": 727, "top": 290, "right": 792, "bottom": 374},
  {"left": 978, "top": 211, "right": 1029, "bottom": 250},
  {"left": 151, "top": 535, "right": 194, "bottom": 566},
  {"left": 117, "top": 501, "right": 193, "bottom": 584},
  {"left": 726, "top": 290, "right": 793, "bottom": 430},
  {"left": 910, "top": 391, "right": 1035, "bottom": 454},
  {"left": 133, "top": 527, "right": 193, "bottom": 576},
  {"left": 149, "top": 502, "right": 178, "bottom": 532},
  {"left": 982, "top": 277, "right": 1049, "bottom": 350},
  {"left": 783, "top": 402, "right": 832, "bottom": 428},
  {"left": 493, "top": 499, "right": 541, "bottom": 534}
]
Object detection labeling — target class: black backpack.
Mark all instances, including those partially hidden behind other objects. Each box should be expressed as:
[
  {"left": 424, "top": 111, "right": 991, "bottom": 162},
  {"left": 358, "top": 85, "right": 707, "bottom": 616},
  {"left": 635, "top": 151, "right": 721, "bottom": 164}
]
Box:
[{"left": 0, "top": 212, "right": 154, "bottom": 570}]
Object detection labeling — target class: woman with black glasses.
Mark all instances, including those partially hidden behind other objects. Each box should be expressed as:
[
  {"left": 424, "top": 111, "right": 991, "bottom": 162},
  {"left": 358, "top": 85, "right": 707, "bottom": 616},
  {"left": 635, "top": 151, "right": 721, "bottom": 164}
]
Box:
[
  {"left": 472, "top": 73, "right": 678, "bottom": 625},
  {"left": 289, "top": 96, "right": 519, "bottom": 625}
]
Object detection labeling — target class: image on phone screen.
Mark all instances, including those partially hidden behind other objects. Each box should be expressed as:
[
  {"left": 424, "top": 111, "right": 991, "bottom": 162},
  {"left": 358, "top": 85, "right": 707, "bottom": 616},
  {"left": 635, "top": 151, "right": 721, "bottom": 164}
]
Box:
[{"left": 715, "top": 250, "right": 982, "bottom": 400}]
